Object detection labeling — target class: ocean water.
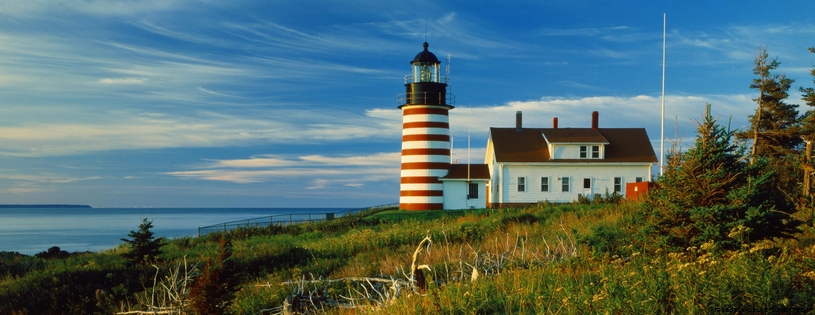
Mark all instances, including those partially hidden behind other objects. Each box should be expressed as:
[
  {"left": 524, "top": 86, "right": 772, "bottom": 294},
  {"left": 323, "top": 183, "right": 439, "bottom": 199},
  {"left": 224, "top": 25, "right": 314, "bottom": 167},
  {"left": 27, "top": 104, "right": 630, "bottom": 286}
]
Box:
[{"left": 0, "top": 207, "right": 351, "bottom": 255}]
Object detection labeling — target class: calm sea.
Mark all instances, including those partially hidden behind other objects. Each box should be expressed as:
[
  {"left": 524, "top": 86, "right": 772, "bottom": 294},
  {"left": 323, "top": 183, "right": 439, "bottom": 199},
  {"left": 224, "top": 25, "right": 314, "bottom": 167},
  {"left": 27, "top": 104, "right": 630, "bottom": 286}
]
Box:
[{"left": 0, "top": 207, "right": 351, "bottom": 255}]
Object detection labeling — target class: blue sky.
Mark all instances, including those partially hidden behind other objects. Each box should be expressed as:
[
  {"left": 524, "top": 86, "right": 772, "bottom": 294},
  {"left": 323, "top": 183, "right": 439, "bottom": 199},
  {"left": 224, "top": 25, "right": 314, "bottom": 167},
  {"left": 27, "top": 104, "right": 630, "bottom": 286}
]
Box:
[{"left": 1, "top": 0, "right": 814, "bottom": 208}]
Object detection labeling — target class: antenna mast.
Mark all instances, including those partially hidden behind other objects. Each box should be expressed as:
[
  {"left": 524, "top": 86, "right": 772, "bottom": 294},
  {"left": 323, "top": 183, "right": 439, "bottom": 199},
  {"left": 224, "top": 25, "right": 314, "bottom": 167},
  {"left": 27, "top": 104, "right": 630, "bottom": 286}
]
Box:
[{"left": 445, "top": 54, "right": 451, "bottom": 83}]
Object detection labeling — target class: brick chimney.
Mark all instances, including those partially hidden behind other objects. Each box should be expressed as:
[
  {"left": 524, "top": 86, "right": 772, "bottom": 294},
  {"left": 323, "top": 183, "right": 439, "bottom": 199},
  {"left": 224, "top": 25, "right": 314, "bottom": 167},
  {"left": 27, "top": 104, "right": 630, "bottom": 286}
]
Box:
[
  {"left": 553, "top": 117, "right": 558, "bottom": 129},
  {"left": 516, "top": 111, "right": 522, "bottom": 130},
  {"left": 591, "top": 111, "right": 599, "bottom": 130}
]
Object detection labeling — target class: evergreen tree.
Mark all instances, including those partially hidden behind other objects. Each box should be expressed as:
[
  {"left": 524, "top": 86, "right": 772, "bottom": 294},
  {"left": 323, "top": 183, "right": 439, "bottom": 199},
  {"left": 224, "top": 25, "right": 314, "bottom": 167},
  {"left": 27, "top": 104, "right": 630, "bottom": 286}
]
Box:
[
  {"left": 735, "top": 47, "right": 801, "bottom": 202},
  {"left": 121, "top": 218, "right": 164, "bottom": 266},
  {"left": 736, "top": 46, "right": 801, "bottom": 158},
  {"left": 800, "top": 47, "right": 815, "bottom": 141},
  {"left": 641, "top": 104, "right": 800, "bottom": 251}
]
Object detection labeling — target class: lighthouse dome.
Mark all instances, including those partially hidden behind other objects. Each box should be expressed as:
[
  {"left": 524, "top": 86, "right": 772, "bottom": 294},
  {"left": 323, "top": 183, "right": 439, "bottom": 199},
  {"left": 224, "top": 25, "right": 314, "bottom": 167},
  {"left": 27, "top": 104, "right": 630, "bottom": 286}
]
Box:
[{"left": 411, "top": 42, "right": 440, "bottom": 65}]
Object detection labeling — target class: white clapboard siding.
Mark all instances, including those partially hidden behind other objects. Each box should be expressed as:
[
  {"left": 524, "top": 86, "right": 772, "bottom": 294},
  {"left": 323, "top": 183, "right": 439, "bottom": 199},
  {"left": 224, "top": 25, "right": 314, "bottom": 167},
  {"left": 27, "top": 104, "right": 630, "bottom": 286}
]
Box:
[{"left": 490, "top": 163, "right": 651, "bottom": 203}]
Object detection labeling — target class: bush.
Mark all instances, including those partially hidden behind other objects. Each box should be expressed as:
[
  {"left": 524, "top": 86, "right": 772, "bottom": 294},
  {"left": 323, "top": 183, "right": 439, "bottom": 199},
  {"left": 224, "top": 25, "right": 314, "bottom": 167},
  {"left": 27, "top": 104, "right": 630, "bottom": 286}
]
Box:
[
  {"left": 639, "top": 104, "right": 801, "bottom": 251},
  {"left": 190, "top": 238, "right": 240, "bottom": 315}
]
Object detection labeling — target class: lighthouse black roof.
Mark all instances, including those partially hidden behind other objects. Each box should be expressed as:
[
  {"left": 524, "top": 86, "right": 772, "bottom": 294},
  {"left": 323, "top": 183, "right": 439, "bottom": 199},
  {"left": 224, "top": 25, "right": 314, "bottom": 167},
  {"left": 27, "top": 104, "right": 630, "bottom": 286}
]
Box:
[{"left": 411, "top": 42, "right": 440, "bottom": 64}]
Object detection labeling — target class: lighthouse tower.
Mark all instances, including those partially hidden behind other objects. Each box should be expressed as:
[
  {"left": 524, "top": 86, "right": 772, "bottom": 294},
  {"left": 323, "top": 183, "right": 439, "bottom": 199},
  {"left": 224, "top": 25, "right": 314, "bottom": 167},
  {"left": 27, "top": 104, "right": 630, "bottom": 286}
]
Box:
[{"left": 398, "top": 42, "right": 454, "bottom": 210}]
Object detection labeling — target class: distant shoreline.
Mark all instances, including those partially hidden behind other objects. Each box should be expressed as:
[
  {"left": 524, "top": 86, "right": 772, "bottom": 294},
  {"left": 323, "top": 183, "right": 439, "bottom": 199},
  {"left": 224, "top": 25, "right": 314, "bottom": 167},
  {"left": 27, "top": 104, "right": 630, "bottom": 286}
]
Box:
[{"left": 0, "top": 204, "right": 92, "bottom": 208}]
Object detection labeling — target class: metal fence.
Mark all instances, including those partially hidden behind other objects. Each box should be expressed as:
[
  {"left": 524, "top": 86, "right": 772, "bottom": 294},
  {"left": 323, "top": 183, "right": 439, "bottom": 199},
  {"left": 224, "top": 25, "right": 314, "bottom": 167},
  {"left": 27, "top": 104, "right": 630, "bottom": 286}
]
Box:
[{"left": 197, "top": 203, "right": 398, "bottom": 236}]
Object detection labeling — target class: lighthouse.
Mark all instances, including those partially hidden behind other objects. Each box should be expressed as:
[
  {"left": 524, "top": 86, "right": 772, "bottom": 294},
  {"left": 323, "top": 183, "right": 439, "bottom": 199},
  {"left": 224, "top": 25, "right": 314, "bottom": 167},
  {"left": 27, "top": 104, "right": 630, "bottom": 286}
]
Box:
[{"left": 398, "top": 42, "right": 454, "bottom": 210}]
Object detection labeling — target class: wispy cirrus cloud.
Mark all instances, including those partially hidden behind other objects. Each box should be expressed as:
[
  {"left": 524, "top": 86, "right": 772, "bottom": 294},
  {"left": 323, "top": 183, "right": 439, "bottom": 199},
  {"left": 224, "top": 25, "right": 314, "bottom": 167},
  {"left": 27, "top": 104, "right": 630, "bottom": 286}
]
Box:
[
  {"left": 99, "top": 77, "right": 148, "bottom": 85},
  {"left": 0, "top": 108, "right": 401, "bottom": 157},
  {"left": 167, "top": 152, "right": 401, "bottom": 188}
]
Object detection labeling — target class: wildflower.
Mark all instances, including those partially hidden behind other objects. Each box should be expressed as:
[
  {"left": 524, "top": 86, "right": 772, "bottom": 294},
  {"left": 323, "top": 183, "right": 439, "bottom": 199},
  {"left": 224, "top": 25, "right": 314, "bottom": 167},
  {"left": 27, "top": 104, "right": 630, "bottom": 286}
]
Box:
[
  {"left": 700, "top": 241, "right": 715, "bottom": 252},
  {"left": 780, "top": 297, "right": 789, "bottom": 307},
  {"left": 728, "top": 225, "right": 752, "bottom": 240}
]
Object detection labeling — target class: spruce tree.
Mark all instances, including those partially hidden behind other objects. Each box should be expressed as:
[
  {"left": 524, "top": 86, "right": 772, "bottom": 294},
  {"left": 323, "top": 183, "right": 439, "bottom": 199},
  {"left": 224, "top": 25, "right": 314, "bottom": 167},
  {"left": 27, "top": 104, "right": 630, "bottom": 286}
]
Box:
[
  {"left": 735, "top": 46, "right": 801, "bottom": 202},
  {"left": 641, "top": 104, "right": 800, "bottom": 251},
  {"left": 121, "top": 218, "right": 164, "bottom": 266},
  {"left": 799, "top": 47, "right": 815, "bottom": 141},
  {"left": 736, "top": 46, "right": 801, "bottom": 158}
]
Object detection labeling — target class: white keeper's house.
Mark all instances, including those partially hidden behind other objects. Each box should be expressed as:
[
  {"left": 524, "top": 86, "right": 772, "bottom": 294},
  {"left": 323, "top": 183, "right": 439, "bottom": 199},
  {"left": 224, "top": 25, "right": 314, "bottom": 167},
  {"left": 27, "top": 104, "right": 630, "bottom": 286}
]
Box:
[
  {"left": 397, "top": 42, "right": 657, "bottom": 210},
  {"left": 484, "top": 111, "right": 657, "bottom": 208}
]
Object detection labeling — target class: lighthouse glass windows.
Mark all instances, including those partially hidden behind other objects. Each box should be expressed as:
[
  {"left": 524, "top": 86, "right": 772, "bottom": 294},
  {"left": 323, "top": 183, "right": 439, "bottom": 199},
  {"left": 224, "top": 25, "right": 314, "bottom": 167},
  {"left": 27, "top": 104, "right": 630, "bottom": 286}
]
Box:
[{"left": 412, "top": 62, "right": 440, "bottom": 83}]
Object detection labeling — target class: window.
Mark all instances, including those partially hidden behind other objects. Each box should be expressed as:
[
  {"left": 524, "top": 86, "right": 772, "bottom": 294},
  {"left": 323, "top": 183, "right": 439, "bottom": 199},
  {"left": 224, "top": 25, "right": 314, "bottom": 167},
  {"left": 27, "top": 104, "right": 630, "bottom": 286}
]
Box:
[
  {"left": 468, "top": 182, "right": 478, "bottom": 199},
  {"left": 636, "top": 177, "right": 643, "bottom": 183},
  {"left": 562, "top": 177, "right": 570, "bottom": 192},
  {"left": 614, "top": 177, "right": 622, "bottom": 193},
  {"left": 592, "top": 145, "right": 600, "bottom": 158},
  {"left": 517, "top": 177, "right": 526, "bottom": 192},
  {"left": 583, "top": 178, "right": 591, "bottom": 189},
  {"left": 579, "top": 146, "right": 587, "bottom": 158},
  {"left": 541, "top": 177, "right": 549, "bottom": 192}
]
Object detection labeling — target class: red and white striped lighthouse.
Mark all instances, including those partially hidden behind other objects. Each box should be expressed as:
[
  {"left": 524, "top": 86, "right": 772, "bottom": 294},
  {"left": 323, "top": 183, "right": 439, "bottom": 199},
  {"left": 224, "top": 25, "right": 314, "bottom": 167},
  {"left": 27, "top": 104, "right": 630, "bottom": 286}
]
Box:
[{"left": 398, "top": 42, "right": 454, "bottom": 210}]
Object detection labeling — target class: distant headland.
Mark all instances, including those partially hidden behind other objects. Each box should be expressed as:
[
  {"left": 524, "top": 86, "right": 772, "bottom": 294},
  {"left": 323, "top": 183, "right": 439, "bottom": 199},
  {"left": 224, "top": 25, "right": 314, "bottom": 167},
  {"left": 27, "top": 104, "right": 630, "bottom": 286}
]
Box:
[{"left": 0, "top": 204, "right": 92, "bottom": 208}]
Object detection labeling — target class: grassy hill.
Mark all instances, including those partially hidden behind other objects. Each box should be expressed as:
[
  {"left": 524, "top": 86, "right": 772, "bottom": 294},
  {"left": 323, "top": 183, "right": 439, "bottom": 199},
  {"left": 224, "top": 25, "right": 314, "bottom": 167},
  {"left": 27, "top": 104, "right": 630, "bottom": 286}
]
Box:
[{"left": 2, "top": 201, "right": 815, "bottom": 314}]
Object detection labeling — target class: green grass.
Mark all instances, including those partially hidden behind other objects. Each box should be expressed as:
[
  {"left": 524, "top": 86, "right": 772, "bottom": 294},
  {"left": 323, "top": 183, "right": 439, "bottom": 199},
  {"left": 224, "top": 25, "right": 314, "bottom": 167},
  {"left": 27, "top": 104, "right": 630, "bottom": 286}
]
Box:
[{"left": 2, "top": 203, "right": 815, "bottom": 314}]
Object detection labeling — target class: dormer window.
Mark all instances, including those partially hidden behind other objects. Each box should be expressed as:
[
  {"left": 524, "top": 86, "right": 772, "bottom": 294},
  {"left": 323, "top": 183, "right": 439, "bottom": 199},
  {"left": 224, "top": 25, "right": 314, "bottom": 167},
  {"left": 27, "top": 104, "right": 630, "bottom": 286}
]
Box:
[{"left": 579, "top": 145, "right": 602, "bottom": 159}]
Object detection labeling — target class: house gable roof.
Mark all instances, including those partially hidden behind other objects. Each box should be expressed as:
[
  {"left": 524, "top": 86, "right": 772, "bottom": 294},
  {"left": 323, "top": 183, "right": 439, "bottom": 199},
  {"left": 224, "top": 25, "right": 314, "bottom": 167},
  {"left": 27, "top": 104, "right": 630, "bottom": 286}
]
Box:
[{"left": 489, "top": 127, "right": 657, "bottom": 163}]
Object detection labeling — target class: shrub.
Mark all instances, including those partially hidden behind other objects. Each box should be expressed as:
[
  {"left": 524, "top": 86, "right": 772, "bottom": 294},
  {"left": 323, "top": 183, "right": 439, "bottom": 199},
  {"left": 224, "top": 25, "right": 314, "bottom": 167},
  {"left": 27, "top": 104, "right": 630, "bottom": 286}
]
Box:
[
  {"left": 121, "top": 218, "right": 165, "bottom": 267},
  {"left": 639, "top": 104, "right": 801, "bottom": 251},
  {"left": 190, "top": 238, "right": 241, "bottom": 315},
  {"left": 35, "top": 246, "right": 71, "bottom": 259}
]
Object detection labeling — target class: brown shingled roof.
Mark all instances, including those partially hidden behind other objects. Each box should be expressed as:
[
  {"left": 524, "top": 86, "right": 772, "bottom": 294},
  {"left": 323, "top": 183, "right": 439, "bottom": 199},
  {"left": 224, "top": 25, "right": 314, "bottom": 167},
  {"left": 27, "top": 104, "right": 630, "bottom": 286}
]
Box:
[
  {"left": 441, "top": 164, "right": 491, "bottom": 180},
  {"left": 489, "top": 127, "right": 657, "bottom": 163},
  {"left": 542, "top": 128, "right": 608, "bottom": 143}
]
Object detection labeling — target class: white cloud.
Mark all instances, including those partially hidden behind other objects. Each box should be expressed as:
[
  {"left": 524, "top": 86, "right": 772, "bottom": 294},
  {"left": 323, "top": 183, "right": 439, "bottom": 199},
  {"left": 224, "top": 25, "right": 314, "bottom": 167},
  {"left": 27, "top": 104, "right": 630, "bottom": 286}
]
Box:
[
  {"left": 0, "top": 0, "right": 200, "bottom": 16},
  {"left": 0, "top": 187, "right": 46, "bottom": 194},
  {"left": 0, "top": 173, "right": 101, "bottom": 184},
  {"left": 99, "top": 77, "right": 148, "bottom": 85},
  {"left": 167, "top": 152, "right": 400, "bottom": 185},
  {"left": 0, "top": 106, "right": 404, "bottom": 157}
]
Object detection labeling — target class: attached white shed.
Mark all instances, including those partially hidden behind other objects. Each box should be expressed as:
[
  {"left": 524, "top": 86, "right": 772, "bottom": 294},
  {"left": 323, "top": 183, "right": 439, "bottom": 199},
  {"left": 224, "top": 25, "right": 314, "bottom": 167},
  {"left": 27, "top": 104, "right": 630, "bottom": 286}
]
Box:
[{"left": 440, "top": 164, "right": 490, "bottom": 210}]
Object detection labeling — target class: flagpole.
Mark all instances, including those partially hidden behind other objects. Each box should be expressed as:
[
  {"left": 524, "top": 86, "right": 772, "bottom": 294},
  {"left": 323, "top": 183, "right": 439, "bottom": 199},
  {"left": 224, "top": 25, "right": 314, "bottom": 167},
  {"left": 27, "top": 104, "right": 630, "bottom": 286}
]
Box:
[{"left": 660, "top": 13, "right": 666, "bottom": 176}]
